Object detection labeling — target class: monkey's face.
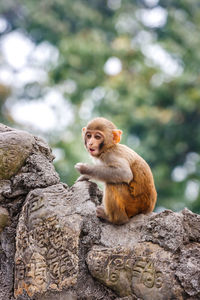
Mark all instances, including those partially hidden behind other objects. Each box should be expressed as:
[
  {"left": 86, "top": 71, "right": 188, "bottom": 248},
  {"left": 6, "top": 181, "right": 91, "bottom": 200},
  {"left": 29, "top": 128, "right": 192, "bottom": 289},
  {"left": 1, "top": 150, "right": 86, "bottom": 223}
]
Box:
[
  {"left": 82, "top": 118, "right": 122, "bottom": 156},
  {"left": 85, "top": 130, "right": 104, "bottom": 157}
]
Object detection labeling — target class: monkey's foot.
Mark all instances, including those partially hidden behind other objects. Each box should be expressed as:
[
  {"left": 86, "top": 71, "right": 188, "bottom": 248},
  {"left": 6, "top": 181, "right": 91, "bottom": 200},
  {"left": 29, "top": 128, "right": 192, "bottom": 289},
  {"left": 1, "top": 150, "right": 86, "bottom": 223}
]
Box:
[{"left": 96, "top": 206, "right": 107, "bottom": 220}]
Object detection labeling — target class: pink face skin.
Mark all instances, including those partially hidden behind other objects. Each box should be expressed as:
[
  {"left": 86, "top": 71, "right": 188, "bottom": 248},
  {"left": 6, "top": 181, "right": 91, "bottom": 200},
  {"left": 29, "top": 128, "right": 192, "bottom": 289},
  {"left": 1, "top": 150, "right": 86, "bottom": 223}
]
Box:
[{"left": 85, "top": 130, "right": 104, "bottom": 157}]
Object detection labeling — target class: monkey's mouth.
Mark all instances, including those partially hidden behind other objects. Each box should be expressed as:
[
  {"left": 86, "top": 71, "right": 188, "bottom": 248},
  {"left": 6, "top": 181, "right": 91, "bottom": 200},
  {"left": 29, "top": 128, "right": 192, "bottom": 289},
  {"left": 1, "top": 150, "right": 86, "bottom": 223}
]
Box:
[{"left": 89, "top": 148, "right": 97, "bottom": 155}]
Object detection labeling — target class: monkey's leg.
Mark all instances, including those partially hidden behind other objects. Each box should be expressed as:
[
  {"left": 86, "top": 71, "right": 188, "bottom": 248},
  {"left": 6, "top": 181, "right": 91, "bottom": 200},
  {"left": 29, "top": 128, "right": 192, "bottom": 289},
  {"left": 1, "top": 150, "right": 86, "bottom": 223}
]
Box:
[
  {"left": 96, "top": 206, "right": 107, "bottom": 220},
  {"left": 96, "top": 203, "right": 128, "bottom": 225},
  {"left": 103, "top": 183, "right": 129, "bottom": 225},
  {"left": 127, "top": 182, "right": 157, "bottom": 217}
]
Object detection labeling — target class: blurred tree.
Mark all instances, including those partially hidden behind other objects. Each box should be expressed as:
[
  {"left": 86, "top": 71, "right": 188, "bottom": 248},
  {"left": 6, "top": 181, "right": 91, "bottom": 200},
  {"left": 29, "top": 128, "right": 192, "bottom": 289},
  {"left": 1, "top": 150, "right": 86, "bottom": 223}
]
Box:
[
  {"left": 0, "top": 83, "right": 11, "bottom": 123},
  {"left": 0, "top": 0, "right": 199, "bottom": 212}
]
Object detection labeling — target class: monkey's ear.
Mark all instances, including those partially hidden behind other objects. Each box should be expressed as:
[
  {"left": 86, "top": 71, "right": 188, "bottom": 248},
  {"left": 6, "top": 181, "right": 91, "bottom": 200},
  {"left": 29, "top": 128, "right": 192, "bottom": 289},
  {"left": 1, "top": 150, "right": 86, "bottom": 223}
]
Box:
[
  {"left": 112, "top": 129, "right": 122, "bottom": 144},
  {"left": 82, "top": 127, "right": 86, "bottom": 138}
]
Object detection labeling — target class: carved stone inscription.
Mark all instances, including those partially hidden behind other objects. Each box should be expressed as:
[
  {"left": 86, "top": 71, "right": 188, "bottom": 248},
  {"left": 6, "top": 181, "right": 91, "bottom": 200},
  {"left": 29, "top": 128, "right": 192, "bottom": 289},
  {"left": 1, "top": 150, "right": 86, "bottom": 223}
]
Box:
[
  {"left": 0, "top": 130, "right": 34, "bottom": 179},
  {"left": 14, "top": 185, "right": 81, "bottom": 298},
  {"left": 132, "top": 257, "right": 163, "bottom": 289},
  {"left": 87, "top": 243, "right": 174, "bottom": 299},
  {"left": 87, "top": 247, "right": 134, "bottom": 296}
]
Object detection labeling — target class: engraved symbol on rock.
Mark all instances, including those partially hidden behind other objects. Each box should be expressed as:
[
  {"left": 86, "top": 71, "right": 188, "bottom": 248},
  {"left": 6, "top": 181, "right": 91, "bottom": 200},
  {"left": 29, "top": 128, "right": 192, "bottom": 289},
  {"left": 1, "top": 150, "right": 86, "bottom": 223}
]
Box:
[
  {"left": 67, "top": 236, "right": 77, "bottom": 252},
  {"left": 141, "top": 261, "right": 155, "bottom": 288},
  {"left": 47, "top": 247, "right": 57, "bottom": 259},
  {"left": 87, "top": 251, "right": 108, "bottom": 279},
  {"left": 41, "top": 216, "right": 79, "bottom": 284},
  {"left": 15, "top": 258, "right": 25, "bottom": 281},
  {"left": 110, "top": 256, "right": 124, "bottom": 269},
  {"left": 17, "top": 229, "right": 29, "bottom": 252},
  {"left": 50, "top": 259, "right": 60, "bottom": 280},
  {"left": 27, "top": 253, "right": 47, "bottom": 287},
  {"left": 125, "top": 258, "right": 134, "bottom": 270},
  {"left": 49, "top": 228, "right": 63, "bottom": 249},
  {"left": 109, "top": 271, "right": 120, "bottom": 283},
  {"left": 48, "top": 191, "right": 66, "bottom": 206},
  {"left": 30, "top": 196, "right": 44, "bottom": 213},
  {"left": 132, "top": 258, "right": 163, "bottom": 289},
  {"left": 15, "top": 202, "right": 79, "bottom": 298},
  {"left": 107, "top": 256, "right": 124, "bottom": 284},
  {"left": 155, "top": 271, "right": 163, "bottom": 288}
]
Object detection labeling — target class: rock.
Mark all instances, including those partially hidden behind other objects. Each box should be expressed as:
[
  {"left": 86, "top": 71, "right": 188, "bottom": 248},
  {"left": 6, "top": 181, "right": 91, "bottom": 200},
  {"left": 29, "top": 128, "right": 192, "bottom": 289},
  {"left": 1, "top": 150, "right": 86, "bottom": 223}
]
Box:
[
  {"left": 86, "top": 242, "right": 183, "bottom": 300},
  {"left": 182, "top": 208, "right": 200, "bottom": 243},
  {"left": 0, "top": 123, "right": 60, "bottom": 300},
  {"left": 0, "top": 123, "right": 200, "bottom": 300},
  {"left": 0, "top": 206, "right": 9, "bottom": 232},
  {"left": 0, "top": 128, "right": 34, "bottom": 180},
  {"left": 175, "top": 244, "right": 200, "bottom": 297},
  {"left": 14, "top": 184, "right": 82, "bottom": 298}
]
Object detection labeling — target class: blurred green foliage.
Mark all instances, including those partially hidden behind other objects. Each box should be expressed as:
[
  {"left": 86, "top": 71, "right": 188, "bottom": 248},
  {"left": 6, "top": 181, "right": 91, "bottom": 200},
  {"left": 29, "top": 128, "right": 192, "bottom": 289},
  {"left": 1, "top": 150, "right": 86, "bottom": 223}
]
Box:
[{"left": 0, "top": 0, "right": 200, "bottom": 213}]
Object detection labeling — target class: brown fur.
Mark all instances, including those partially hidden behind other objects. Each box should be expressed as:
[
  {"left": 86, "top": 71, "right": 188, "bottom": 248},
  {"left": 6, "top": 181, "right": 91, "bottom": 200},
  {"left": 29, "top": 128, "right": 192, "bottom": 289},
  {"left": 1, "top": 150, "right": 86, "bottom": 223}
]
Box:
[
  {"left": 101, "top": 144, "right": 157, "bottom": 224},
  {"left": 75, "top": 117, "right": 157, "bottom": 225}
]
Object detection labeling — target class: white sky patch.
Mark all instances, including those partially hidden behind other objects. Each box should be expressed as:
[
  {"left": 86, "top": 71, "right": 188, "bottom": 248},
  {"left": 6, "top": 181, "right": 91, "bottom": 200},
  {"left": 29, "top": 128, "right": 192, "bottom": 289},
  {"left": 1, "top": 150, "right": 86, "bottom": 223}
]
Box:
[
  {"left": 58, "top": 79, "right": 77, "bottom": 94},
  {"left": 185, "top": 180, "right": 199, "bottom": 202},
  {"left": 79, "top": 98, "right": 94, "bottom": 120},
  {"left": 52, "top": 147, "right": 65, "bottom": 162},
  {"left": 0, "top": 32, "right": 59, "bottom": 88},
  {"left": 1, "top": 31, "right": 34, "bottom": 70},
  {"left": 31, "top": 41, "right": 59, "bottom": 67},
  {"left": 155, "top": 206, "right": 166, "bottom": 213},
  {"left": 0, "top": 66, "right": 14, "bottom": 85},
  {"left": 15, "top": 67, "right": 47, "bottom": 87},
  {"left": 9, "top": 90, "right": 74, "bottom": 132},
  {"left": 132, "top": 30, "right": 156, "bottom": 48},
  {"left": 142, "top": 44, "right": 183, "bottom": 77},
  {"left": 11, "top": 101, "right": 57, "bottom": 131},
  {"left": 137, "top": 6, "right": 167, "bottom": 28},
  {"left": 0, "top": 65, "right": 48, "bottom": 87},
  {"left": 184, "top": 152, "right": 200, "bottom": 175},
  {"left": 91, "top": 87, "right": 106, "bottom": 102},
  {"left": 171, "top": 166, "right": 187, "bottom": 182},
  {"left": 171, "top": 152, "right": 200, "bottom": 182},
  {"left": 104, "top": 57, "right": 122, "bottom": 76},
  {"left": 107, "top": 0, "right": 121, "bottom": 10},
  {"left": 0, "top": 17, "right": 8, "bottom": 33},
  {"left": 144, "top": 0, "right": 159, "bottom": 7},
  {"left": 79, "top": 86, "right": 106, "bottom": 120}
]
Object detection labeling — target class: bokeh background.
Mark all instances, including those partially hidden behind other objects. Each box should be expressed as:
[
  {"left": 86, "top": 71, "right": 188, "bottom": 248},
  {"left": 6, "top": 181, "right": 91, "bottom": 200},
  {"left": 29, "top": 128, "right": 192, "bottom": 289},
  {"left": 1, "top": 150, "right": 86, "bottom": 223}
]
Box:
[{"left": 0, "top": 0, "right": 199, "bottom": 213}]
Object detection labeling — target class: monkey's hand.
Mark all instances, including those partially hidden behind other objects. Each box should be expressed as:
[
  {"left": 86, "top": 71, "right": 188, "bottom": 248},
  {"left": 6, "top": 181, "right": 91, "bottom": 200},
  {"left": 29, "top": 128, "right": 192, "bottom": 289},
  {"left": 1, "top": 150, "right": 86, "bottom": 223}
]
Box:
[
  {"left": 75, "top": 163, "right": 92, "bottom": 175},
  {"left": 76, "top": 175, "right": 91, "bottom": 182}
]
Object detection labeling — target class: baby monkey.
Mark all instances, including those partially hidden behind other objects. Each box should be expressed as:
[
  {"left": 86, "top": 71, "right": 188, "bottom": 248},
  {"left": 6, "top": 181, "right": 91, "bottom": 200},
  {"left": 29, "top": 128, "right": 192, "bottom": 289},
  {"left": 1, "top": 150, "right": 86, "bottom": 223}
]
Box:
[{"left": 75, "top": 117, "right": 157, "bottom": 225}]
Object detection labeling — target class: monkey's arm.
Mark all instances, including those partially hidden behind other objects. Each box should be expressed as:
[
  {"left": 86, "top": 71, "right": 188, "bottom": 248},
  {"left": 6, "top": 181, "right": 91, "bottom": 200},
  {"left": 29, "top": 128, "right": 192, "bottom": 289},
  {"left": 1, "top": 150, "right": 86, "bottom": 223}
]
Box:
[{"left": 75, "top": 160, "right": 133, "bottom": 184}]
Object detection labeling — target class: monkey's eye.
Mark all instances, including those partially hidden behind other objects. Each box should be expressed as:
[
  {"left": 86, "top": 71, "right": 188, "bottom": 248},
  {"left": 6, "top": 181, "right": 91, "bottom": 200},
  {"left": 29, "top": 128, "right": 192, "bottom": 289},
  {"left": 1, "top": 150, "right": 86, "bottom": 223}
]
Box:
[
  {"left": 86, "top": 133, "right": 91, "bottom": 139},
  {"left": 95, "top": 135, "right": 102, "bottom": 140}
]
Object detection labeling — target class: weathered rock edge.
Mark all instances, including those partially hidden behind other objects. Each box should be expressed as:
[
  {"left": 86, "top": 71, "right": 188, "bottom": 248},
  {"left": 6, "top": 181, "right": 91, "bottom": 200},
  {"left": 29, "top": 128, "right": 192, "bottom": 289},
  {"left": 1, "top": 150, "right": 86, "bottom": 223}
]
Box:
[{"left": 0, "top": 123, "right": 200, "bottom": 300}]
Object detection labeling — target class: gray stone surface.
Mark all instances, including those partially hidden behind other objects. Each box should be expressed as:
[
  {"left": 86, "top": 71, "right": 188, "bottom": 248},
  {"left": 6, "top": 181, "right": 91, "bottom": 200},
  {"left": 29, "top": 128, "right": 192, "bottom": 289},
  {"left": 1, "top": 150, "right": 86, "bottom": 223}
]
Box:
[
  {"left": 0, "top": 123, "right": 200, "bottom": 300},
  {"left": 0, "top": 126, "right": 34, "bottom": 180},
  {"left": 0, "top": 206, "right": 9, "bottom": 232}
]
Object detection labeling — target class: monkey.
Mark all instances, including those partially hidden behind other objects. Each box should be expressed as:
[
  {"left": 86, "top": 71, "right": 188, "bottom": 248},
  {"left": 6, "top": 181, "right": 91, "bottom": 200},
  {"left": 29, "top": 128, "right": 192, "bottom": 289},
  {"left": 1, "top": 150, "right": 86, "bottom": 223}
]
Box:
[{"left": 75, "top": 117, "right": 157, "bottom": 225}]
